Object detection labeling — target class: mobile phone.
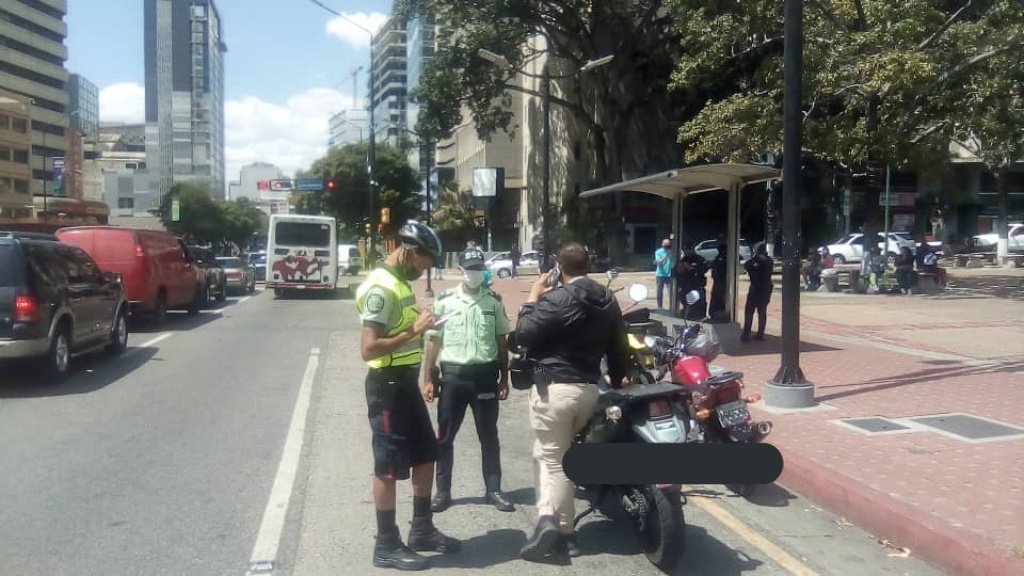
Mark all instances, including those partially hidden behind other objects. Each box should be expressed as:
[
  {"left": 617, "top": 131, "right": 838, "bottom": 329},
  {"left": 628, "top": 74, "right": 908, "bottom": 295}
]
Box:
[{"left": 545, "top": 262, "right": 561, "bottom": 288}]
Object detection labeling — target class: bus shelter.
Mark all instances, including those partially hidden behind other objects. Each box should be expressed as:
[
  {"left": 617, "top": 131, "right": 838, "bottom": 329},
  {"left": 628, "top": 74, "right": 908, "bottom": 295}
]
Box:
[{"left": 580, "top": 163, "right": 781, "bottom": 322}]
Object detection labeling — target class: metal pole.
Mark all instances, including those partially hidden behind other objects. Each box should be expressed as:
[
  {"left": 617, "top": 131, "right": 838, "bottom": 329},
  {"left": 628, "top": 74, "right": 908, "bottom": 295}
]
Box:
[
  {"left": 542, "top": 64, "right": 551, "bottom": 267},
  {"left": 766, "top": 0, "right": 814, "bottom": 408},
  {"left": 368, "top": 36, "right": 377, "bottom": 266},
  {"left": 884, "top": 164, "right": 891, "bottom": 263},
  {"left": 425, "top": 139, "right": 434, "bottom": 297},
  {"left": 42, "top": 155, "right": 48, "bottom": 224}
]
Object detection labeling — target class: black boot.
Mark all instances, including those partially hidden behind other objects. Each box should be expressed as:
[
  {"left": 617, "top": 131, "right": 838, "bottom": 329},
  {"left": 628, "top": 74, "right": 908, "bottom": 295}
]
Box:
[
  {"left": 373, "top": 527, "right": 428, "bottom": 571},
  {"left": 520, "top": 515, "right": 566, "bottom": 564},
  {"left": 407, "top": 517, "right": 462, "bottom": 554}
]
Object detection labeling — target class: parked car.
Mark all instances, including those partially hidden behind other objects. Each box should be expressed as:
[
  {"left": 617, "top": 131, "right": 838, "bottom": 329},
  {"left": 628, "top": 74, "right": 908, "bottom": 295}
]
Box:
[
  {"left": 1, "top": 233, "right": 130, "bottom": 380},
  {"left": 972, "top": 223, "right": 1024, "bottom": 253},
  {"left": 54, "top": 226, "right": 206, "bottom": 325},
  {"left": 248, "top": 251, "right": 267, "bottom": 282},
  {"left": 188, "top": 245, "right": 227, "bottom": 304},
  {"left": 338, "top": 243, "right": 362, "bottom": 275},
  {"left": 216, "top": 256, "right": 256, "bottom": 294},
  {"left": 694, "top": 238, "right": 752, "bottom": 262},
  {"left": 826, "top": 232, "right": 916, "bottom": 264},
  {"left": 486, "top": 250, "right": 541, "bottom": 278}
]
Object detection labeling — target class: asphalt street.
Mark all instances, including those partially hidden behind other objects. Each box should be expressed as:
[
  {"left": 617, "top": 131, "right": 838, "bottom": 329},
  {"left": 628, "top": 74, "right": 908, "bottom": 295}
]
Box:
[{"left": 0, "top": 285, "right": 944, "bottom": 576}]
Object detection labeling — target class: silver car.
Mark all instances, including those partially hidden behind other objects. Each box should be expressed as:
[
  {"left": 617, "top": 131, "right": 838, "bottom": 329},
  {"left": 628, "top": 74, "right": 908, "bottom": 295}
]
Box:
[
  {"left": 694, "top": 238, "right": 752, "bottom": 262},
  {"left": 216, "top": 256, "right": 256, "bottom": 294},
  {"left": 486, "top": 250, "right": 540, "bottom": 278}
]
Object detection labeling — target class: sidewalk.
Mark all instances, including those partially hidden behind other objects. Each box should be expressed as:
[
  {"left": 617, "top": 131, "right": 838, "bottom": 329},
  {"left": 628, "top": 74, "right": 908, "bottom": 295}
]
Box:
[{"left": 407, "top": 268, "right": 1024, "bottom": 576}]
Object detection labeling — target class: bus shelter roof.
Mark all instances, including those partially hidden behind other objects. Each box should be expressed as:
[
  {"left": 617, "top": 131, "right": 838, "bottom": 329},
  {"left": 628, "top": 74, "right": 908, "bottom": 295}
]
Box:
[{"left": 579, "top": 163, "right": 781, "bottom": 200}]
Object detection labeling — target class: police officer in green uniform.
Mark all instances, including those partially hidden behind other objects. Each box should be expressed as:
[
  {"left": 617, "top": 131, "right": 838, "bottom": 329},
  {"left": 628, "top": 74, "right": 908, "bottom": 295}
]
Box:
[
  {"left": 421, "top": 246, "right": 515, "bottom": 514},
  {"left": 356, "top": 221, "right": 461, "bottom": 571}
]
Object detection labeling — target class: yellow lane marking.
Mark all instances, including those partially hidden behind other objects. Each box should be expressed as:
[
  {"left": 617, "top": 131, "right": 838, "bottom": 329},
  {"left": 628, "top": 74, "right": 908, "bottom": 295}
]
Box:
[{"left": 681, "top": 485, "right": 820, "bottom": 576}]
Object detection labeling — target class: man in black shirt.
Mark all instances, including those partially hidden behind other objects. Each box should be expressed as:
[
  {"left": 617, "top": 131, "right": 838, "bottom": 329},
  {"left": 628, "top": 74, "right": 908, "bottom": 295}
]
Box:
[
  {"left": 675, "top": 242, "right": 709, "bottom": 320},
  {"left": 741, "top": 241, "right": 774, "bottom": 341},
  {"left": 513, "top": 241, "right": 630, "bottom": 562}
]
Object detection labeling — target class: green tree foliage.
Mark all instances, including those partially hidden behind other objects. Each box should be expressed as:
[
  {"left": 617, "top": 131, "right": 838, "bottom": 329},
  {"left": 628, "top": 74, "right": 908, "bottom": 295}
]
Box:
[
  {"left": 158, "top": 183, "right": 225, "bottom": 245},
  {"left": 431, "top": 180, "right": 480, "bottom": 248},
  {"left": 221, "top": 197, "right": 267, "bottom": 252},
  {"left": 299, "top": 142, "right": 422, "bottom": 242},
  {"left": 669, "top": 0, "right": 1024, "bottom": 238}
]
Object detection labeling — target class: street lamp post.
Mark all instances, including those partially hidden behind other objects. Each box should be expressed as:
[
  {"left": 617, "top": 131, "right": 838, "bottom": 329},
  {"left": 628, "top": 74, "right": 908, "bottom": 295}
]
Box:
[{"left": 477, "top": 49, "right": 613, "bottom": 266}]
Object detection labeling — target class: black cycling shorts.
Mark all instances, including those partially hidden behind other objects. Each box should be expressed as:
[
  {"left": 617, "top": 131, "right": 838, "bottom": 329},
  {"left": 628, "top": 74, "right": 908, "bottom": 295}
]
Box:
[{"left": 365, "top": 365, "right": 440, "bottom": 480}]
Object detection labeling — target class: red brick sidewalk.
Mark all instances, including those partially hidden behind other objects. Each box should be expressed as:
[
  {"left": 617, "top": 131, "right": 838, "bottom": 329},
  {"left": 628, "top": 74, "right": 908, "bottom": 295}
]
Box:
[{"left": 410, "top": 274, "right": 1024, "bottom": 576}]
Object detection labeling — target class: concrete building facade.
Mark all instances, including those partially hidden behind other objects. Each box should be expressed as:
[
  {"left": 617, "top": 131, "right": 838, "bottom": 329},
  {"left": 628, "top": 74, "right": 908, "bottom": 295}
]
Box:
[
  {"left": 68, "top": 73, "right": 98, "bottom": 136},
  {"left": 370, "top": 15, "right": 406, "bottom": 147},
  {"left": 144, "top": 0, "right": 227, "bottom": 201},
  {"left": 0, "top": 0, "right": 70, "bottom": 201},
  {"left": 327, "top": 109, "right": 369, "bottom": 148},
  {"left": 0, "top": 89, "right": 34, "bottom": 221}
]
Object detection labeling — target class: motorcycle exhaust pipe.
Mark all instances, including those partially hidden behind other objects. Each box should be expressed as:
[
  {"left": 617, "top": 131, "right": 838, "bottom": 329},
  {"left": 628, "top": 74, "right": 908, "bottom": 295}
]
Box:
[{"left": 754, "top": 420, "right": 773, "bottom": 439}]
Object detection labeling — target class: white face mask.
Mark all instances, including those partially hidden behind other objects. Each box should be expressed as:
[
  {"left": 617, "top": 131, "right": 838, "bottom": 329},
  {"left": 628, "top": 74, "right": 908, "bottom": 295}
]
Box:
[{"left": 463, "top": 270, "right": 484, "bottom": 288}]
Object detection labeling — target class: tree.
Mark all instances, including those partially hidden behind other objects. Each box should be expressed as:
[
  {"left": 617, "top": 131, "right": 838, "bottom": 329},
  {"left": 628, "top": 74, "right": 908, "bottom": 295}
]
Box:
[
  {"left": 400, "top": 0, "right": 690, "bottom": 262},
  {"left": 300, "top": 142, "right": 422, "bottom": 242},
  {"left": 221, "top": 197, "right": 267, "bottom": 252},
  {"left": 157, "top": 183, "right": 225, "bottom": 245},
  {"left": 431, "top": 180, "right": 481, "bottom": 248},
  {"left": 669, "top": 0, "right": 1024, "bottom": 243}
]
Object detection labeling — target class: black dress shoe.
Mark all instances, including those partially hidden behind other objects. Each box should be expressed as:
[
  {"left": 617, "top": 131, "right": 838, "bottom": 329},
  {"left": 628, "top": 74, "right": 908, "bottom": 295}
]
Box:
[
  {"left": 407, "top": 519, "right": 461, "bottom": 554},
  {"left": 520, "top": 515, "right": 564, "bottom": 563},
  {"left": 430, "top": 491, "right": 451, "bottom": 513},
  {"left": 485, "top": 491, "right": 515, "bottom": 512},
  {"left": 373, "top": 530, "right": 429, "bottom": 571}
]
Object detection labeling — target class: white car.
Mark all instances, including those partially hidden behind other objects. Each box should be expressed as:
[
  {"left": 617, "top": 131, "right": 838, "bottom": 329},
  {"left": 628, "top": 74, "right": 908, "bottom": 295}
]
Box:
[
  {"left": 694, "top": 238, "right": 752, "bottom": 262},
  {"left": 972, "top": 223, "right": 1024, "bottom": 252},
  {"left": 486, "top": 250, "right": 540, "bottom": 277},
  {"left": 826, "top": 232, "right": 916, "bottom": 264}
]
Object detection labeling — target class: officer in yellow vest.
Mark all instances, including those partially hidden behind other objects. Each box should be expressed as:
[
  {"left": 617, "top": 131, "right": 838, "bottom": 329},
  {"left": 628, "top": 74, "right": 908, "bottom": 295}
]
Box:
[
  {"left": 421, "top": 247, "right": 514, "bottom": 514},
  {"left": 355, "top": 221, "right": 461, "bottom": 571}
]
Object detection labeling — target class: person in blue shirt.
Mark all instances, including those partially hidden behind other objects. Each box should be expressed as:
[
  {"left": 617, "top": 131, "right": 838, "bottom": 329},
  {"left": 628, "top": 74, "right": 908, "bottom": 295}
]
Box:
[{"left": 653, "top": 238, "right": 673, "bottom": 310}]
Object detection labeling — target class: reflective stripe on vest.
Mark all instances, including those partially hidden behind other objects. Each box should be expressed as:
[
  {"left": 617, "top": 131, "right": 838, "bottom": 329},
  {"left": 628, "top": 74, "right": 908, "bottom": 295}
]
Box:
[{"left": 356, "top": 268, "right": 421, "bottom": 368}]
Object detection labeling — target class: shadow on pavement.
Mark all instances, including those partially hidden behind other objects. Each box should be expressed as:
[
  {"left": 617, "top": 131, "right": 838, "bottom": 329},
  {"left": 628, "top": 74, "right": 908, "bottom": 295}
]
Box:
[
  {"left": 424, "top": 528, "right": 528, "bottom": 569},
  {"left": 129, "top": 308, "right": 225, "bottom": 334},
  {"left": 939, "top": 274, "right": 1024, "bottom": 301},
  {"left": 726, "top": 335, "right": 840, "bottom": 357},
  {"left": 815, "top": 360, "right": 1019, "bottom": 402},
  {"left": 0, "top": 347, "right": 158, "bottom": 398},
  {"left": 684, "top": 484, "right": 797, "bottom": 508}
]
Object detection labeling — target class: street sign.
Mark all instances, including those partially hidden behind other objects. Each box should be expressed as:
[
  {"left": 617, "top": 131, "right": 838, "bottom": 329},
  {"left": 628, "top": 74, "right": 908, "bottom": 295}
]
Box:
[
  {"left": 269, "top": 179, "right": 293, "bottom": 192},
  {"left": 171, "top": 199, "right": 180, "bottom": 222},
  {"left": 295, "top": 179, "right": 324, "bottom": 192}
]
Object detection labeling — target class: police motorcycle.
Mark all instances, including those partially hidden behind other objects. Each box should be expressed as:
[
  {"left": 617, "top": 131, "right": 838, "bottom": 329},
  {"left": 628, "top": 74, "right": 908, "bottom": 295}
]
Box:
[
  {"left": 642, "top": 290, "right": 773, "bottom": 497},
  {"left": 508, "top": 276, "right": 691, "bottom": 572}
]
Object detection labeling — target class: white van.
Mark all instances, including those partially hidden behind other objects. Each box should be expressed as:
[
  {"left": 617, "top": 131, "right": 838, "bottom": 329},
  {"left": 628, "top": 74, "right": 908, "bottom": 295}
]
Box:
[
  {"left": 265, "top": 214, "right": 338, "bottom": 296},
  {"left": 338, "top": 244, "right": 362, "bottom": 275}
]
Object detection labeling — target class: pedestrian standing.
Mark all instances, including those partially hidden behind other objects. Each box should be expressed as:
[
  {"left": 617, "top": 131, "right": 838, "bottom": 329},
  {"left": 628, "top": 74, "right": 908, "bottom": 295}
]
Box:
[
  {"left": 741, "top": 242, "right": 773, "bottom": 341},
  {"left": 514, "top": 242, "right": 631, "bottom": 563},
  {"left": 675, "top": 242, "right": 709, "bottom": 320},
  {"left": 422, "top": 247, "right": 515, "bottom": 514},
  {"left": 355, "top": 221, "right": 461, "bottom": 570},
  {"left": 511, "top": 243, "right": 521, "bottom": 278},
  {"left": 653, "top": 238, "right": 673, "bottom": 310},
  {"left": 709, "top": 236, "right": 729, "bottom": 320}
]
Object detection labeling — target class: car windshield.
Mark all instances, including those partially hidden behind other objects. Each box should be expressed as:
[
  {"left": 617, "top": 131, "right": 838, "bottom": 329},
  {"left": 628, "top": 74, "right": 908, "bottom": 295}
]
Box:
[
  {"left": 217, "top": 258, "right": 242, "bottom": 268},
  {"left": 0, "top": 244, "right": 14, "bottom": 287},
  {"left": 835, "top": 234, "right": 858, "bottom": 244}
]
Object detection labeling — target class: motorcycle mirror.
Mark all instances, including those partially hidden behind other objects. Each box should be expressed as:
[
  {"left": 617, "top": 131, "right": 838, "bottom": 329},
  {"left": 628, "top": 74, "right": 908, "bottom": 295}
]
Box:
[
  {"left": 627, "top": 283, "right": 648, "bottom": 303},
  {"left": 685, "top": 290, "right": 700, "bottom": 306},
  {"left": 643, "top": 335, "right": 658, "bottom": 348}
]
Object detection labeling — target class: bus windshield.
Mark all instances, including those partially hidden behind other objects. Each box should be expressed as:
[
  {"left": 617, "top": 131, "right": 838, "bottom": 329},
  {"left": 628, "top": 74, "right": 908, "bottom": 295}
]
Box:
[{"left": 274, "top": 222, "right": 331, "bottom": 247}]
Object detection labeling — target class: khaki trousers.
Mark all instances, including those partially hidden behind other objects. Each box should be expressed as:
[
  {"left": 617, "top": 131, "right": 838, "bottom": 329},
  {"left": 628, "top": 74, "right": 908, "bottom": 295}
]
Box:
[{"left": 528, "top": 382, "right": 600, "bottom": 535}]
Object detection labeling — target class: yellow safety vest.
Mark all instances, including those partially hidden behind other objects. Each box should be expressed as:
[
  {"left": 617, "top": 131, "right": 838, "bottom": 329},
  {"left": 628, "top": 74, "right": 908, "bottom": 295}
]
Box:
[{"left": 355, "top": 267, "right": 422, "bottom": 369}]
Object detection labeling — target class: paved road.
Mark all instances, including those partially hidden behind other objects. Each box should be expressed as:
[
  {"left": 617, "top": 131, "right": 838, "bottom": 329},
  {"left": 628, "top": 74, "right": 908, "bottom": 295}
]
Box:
[{"left": 0, "top": 286, "right": 944, "bottom": 576}]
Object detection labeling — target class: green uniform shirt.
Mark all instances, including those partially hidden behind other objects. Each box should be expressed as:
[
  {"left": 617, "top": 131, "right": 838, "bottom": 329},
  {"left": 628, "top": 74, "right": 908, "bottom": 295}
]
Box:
[{"left": 426, "top": 285, "right": 510, "bottom": 365}]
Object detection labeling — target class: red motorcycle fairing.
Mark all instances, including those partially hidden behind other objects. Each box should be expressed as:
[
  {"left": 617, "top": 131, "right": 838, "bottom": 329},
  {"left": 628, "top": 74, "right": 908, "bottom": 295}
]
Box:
[{"left": 670, "top": 355, "right": 711, "bottom": 386}]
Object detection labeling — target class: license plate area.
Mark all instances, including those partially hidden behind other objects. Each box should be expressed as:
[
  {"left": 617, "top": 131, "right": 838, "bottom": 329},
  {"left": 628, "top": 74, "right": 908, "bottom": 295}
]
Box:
[{"left": 716, "top": 400, "right": 751, "bottom": 427}]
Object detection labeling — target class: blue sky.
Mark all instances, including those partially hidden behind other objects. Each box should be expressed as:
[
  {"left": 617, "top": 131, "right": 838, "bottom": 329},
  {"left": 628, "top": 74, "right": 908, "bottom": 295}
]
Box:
[{"left": 65, "top": 0, "right": 392, "bottom": 187}]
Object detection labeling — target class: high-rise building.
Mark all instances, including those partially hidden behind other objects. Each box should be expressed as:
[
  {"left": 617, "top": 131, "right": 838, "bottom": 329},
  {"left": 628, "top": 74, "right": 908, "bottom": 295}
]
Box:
[
  {"left": 68, "top": 74, "right": 98, "bottom": 136},
  {"left": 0, "top": 89, "right": 34, "bottom": 222},
  {"left": 144, "top": 0, "right": 227, "bottom": 201},
  {"left": 0, "top": 0, "right": 70, "bottom": 205},
  {"left": 370, "top": 15, "right": 406, "bottom": 146},
  {"left": 405, "top": 9, "right": 435, "bottom": 209},
  {"left": 328, "top": 109, "right": 370, "bottom": 148}
]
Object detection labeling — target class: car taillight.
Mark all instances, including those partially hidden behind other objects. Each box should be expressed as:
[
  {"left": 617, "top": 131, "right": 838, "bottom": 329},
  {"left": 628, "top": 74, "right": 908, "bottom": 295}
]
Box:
[
  {"left": 14, "top": 295, "right": 40, "bottom": 322},
  {"left": 135, "top": 244, "right": 145, "bottom": 257},
  {"left": 648, "top": 399, "right": 671, "bottom": 419}
]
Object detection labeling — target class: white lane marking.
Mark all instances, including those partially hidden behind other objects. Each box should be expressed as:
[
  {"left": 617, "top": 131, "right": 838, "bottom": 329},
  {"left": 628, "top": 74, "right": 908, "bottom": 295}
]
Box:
[
  {"left": 136, "top": 333, "right": 172, "bottom": 349},
  {"left": 236, "top": 296, "right": 252, "bottom": 305},
  {"left": 245, "top": 347, "right": 320, "bottom": 576}
]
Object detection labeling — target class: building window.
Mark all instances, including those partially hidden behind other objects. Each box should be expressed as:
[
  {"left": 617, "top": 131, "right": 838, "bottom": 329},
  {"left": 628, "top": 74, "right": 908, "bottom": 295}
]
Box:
[{"left": 118, "top": 197, "right": 134, "bottom": 209}]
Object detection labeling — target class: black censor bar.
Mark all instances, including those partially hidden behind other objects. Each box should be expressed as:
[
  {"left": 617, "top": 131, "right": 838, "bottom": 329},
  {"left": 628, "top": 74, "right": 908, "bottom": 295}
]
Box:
[{"left": 563, "top": 443, "right": 784, "bottom": 486}]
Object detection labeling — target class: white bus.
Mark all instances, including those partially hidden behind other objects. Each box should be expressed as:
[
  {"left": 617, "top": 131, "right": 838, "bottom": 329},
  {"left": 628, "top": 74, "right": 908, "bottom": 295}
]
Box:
[{"left": 265, "top": 214, "right": 338, "bottom": 296}]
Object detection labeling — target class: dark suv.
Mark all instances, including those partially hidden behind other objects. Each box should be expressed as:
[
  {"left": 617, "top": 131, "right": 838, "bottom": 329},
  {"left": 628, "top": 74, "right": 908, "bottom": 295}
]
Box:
[
  {"left": 188, "top": 245, "right": 227, "bottom": 305},
  {"left": 0, "top": 232, "right": 130, "bottom": 380}
]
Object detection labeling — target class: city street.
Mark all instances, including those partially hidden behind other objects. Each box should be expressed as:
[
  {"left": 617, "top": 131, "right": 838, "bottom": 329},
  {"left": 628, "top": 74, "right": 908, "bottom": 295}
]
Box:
[{"left": 1, "top": 286, "right": 943, "bottom": 576}]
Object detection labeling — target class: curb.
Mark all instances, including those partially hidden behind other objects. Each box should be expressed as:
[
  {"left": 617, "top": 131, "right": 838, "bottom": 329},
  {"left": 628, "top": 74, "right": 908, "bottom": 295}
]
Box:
[{"left": 774, "top": 445, "right": 1024, "bottom": 576}]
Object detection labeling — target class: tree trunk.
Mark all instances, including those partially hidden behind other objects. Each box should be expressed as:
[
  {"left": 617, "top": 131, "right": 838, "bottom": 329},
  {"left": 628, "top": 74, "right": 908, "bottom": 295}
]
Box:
[
  {"left": 996, "top": 169, "right": 1009, "bottom": 262},
  {"left": 861, "top": 96, "right": 883, "bottom": 255}
]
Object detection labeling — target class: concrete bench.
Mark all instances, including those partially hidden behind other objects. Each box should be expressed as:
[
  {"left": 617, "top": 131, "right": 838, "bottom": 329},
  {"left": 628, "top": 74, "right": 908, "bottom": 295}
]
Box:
[
  {"left": 822, "top": 267, "right": 862, "bottom": 293},
  {"left": 914, "top": 272, "right": 941, "bottom": 294},
  {"left": 1003, "top": 254, "right": 1024, "bottom": 268},
  {"left": 952, "top": 254, "right": 990, "bottom": 268}
]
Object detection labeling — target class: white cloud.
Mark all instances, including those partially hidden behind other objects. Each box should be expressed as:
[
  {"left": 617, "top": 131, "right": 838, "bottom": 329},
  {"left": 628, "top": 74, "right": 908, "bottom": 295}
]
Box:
[
  {"left": 98, "top": 82, "right": 357, "bottom": 191},
  {"left": 99, "top": 83, "right": 145, "bottom": 124},
  {"left": 325, "top": 12, "right": 388, "bottom": 48}
]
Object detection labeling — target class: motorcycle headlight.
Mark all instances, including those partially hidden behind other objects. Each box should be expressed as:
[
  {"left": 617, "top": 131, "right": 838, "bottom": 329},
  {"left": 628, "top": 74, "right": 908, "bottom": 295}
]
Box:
[{"left": 605, "top": 406, "right": 622, "bottom": 422}]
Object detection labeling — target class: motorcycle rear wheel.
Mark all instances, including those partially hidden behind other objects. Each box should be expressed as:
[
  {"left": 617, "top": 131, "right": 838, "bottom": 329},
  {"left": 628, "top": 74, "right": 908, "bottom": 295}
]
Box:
[{"left": 627, "top": 486, "right": 686, "bottom": 572}]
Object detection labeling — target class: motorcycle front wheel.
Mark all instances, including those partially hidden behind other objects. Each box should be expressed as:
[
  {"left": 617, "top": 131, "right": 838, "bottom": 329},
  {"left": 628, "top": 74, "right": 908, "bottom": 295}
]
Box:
[{"left": 623, "top": 485, "right": 686, "bottom": 572}]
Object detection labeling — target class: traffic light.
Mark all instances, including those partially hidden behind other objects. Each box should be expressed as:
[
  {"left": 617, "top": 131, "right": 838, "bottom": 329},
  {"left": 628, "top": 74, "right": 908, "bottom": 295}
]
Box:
[
  {"left": 326, "top": 180, "right": 335, "bottom": 191},
  {"left": 364, "top": 223, "right": 371, "bottom": 236},
  {"left": 381, "top": 207, "right": 390, "bottom": 224}
]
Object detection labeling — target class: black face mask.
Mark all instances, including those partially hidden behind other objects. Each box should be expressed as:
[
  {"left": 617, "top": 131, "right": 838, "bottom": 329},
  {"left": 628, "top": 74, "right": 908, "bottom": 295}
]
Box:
[{"left": 403, "top": 264, "right": 424, "bottom": 282}]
